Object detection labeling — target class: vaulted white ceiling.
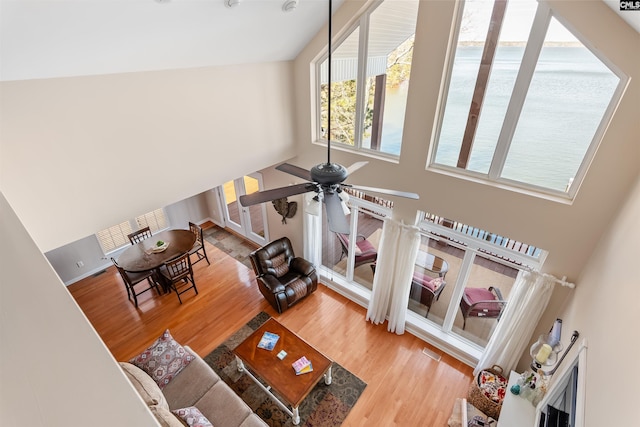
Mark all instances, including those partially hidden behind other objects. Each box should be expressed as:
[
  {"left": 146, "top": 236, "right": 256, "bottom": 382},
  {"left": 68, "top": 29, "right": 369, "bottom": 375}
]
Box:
[
  {"left": 1, "top": 0, "right": 637, "bottom": 82},
  {"left": 0, "top": 0, "right": 344, "bottom": 81}
]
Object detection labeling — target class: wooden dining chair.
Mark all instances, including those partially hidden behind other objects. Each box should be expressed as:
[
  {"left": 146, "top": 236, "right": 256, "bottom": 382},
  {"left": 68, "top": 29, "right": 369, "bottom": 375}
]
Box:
[
  {"left": 111, "top": 258, "right": 161, "bottom": 308},
  {"left": 188, "top": 222, "right": 210, "bottom": 266},
  {"left": 159, "top": 253, "right": 198, "bottom": 304},
  {"left": 127, "top": 226, "right": 152, "bottom": 245}
]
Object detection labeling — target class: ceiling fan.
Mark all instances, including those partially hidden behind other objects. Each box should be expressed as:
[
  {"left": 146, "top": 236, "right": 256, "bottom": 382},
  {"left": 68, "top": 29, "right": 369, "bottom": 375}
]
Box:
[{"left": 239, "top": 0, "right": 419, "bottom": 234}]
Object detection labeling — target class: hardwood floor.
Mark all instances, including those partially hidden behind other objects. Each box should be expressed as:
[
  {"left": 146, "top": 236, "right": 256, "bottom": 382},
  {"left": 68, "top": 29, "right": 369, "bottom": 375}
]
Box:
[{"left": 68, "top": 238, "right": 473, "bottom": 426}]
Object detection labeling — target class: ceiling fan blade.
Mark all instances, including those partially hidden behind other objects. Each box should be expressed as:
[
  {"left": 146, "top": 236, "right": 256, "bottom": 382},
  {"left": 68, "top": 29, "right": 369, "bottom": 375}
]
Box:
[
  {"left": 323, "top": 191, "right": 351, "bottom": 234},
  {"left": 346, "top": 161, "right": 369, "bottom": 175},
  {"left": 275, "top": 163, "right": 313, "bottom": 181},
  {"left": 239, "top": 183, "right": 315, "bottom": 207},
  {"left": 347, "top": 184, "right": 420, "bottom": 200}
]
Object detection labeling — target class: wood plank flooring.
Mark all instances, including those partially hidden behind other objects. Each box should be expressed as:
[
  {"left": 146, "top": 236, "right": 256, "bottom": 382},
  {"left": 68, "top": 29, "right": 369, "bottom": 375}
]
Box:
[{"left": 68, "top": 237, "right": 473, "bottom": 426}]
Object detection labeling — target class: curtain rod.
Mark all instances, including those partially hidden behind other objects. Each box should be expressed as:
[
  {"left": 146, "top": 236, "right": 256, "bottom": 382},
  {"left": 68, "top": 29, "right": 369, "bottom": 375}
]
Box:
[{"left": 543, "top": 274, "right": 575, "bottom": 289}]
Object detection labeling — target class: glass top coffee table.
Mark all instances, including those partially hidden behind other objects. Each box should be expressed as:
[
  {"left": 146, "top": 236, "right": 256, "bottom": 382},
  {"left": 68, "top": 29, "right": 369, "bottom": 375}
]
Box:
[
  {"left": 233, "top": 318, "right": 333, "bottom": 425},
  {"left": 415, "top": 250, "right": 449, "bottom": 278}
]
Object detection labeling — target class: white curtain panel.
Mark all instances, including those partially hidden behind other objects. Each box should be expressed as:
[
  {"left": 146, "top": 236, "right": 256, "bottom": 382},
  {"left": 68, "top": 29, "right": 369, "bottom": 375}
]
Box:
[
  {"left": 474, "top": 270, "right": 555, "bottom": 376},
  {"left": 386, "top": 222, "right": 421, "bottom": 334},
  {"left": 366, "top": 218, "right": 420, "bottom": 334},
  {"left": 366, "top": 218, "right": 398, "bottom": 325},
  {"left": 303, "top": 193, "right": 322, "bottom": 267}
]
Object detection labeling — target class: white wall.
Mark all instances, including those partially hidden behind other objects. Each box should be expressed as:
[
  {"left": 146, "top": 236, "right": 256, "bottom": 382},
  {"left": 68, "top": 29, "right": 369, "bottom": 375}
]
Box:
[
  {"left": 553, "top": 176, "right": 640, "bottom": 424},
  {"left": 0, "top": 192, "right": 159, "bottom": 426},
  {"left": 45, "top": 191, "right": 212, "bottom": 284},
  {"left": 0, "top": 61, "right": 297, "bottom": 252}
]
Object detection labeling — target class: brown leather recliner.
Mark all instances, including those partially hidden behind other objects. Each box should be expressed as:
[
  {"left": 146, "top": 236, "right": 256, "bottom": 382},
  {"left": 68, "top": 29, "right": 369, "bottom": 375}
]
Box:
[{"left": 249, "top": 237, "right": 318, "bottom": 314}]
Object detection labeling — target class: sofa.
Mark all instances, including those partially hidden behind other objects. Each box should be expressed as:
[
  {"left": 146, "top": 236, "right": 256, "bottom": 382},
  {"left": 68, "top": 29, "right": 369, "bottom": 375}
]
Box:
[{"left": 120, "top": 332, "right": 267, "bottom": 427}]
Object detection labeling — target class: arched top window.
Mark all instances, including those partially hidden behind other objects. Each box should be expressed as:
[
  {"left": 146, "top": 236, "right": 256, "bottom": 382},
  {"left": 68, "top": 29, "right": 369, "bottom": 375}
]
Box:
[
  {"left": 316, "top": 0, "right": 419, "bottom": 158},
  {"left": 431, "top": 0, "right": 627, "bottom": 199}
]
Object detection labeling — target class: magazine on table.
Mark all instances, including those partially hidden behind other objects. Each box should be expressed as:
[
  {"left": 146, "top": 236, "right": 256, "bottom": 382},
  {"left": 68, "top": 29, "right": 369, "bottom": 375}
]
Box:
[{"left": 257, "top": 331, "right": 280, "bottom": 350}]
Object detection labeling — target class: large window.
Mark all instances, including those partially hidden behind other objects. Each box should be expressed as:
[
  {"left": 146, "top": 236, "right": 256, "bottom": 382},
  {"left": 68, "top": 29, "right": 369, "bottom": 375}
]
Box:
[
  {"left": 432, "top": 0, "right": 625, "bottom": 197},
  {"left": 411, "top": 212, "right": 545, "bottom": 349},
  {"left": 318, "top": 0, "right": 419, "bottom": 157},
  {"left": 97, "top": 208, "right": 168, "bottom": 253}
]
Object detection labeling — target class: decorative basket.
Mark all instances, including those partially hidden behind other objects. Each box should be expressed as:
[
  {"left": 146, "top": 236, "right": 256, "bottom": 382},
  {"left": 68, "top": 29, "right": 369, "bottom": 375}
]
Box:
[{"left": 467, "top": 364, "right": 507, "bottom": 420}]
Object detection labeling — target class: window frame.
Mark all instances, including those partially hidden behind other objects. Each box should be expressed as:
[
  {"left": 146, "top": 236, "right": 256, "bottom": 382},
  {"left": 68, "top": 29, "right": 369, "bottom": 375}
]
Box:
[
  {"left": 429, "top": 0, "right": 629, "bottom": 201},
  {"left": 96, "top": 208, "right": 169, "bottom": 255},
  {"left": 313, "top": 0, "right": 418, "bottom": 161}
]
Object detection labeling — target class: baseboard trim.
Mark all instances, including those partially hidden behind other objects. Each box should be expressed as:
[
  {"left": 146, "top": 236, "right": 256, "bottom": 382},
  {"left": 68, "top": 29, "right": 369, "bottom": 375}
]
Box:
[{"left": 64, "top": 263, "right": 111, "bottom": 286}]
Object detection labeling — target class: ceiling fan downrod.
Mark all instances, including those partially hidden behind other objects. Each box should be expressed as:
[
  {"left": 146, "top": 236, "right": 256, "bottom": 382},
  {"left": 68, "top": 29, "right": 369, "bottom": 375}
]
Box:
[{"left": 327, "top": 0, "right": 332, "bottom": 166}]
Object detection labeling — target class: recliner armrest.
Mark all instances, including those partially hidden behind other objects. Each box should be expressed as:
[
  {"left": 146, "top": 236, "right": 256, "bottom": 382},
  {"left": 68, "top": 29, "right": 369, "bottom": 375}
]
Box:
[
  {"left": 257, "top": 275, "right": 286, "bottom": 294},
  {"left": 290, "top": 257, "right": 316, "bottom": 276}
]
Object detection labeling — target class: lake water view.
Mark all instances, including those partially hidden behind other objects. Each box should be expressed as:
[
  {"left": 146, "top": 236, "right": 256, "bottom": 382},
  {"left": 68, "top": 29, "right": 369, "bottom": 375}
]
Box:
[{"left": 376, "top": 46, "right": 620, "bottom": 192}]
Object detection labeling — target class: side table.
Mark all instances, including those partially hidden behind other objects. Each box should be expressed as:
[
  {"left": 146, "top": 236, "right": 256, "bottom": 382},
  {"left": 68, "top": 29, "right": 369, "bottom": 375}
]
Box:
[{"left": 496, "top": 371, "right": 536, "bottom": 426}]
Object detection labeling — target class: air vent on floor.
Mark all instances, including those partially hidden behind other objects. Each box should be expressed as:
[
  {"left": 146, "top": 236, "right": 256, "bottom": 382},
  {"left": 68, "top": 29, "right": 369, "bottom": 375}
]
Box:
[{"left": 422, "top": 347, "right": 442, "bottom": 362}]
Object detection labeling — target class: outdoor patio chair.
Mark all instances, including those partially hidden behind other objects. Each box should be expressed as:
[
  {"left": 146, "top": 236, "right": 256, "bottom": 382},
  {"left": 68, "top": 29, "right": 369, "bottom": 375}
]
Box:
[
  {"left": 410, "top": 270, "right": 447, "bottom": 317},
  {"left": 459, "top": 286, "right": 506, "bottom": 330},
  {"left": 336, "top": 232, "right": 378, "bottom": 268}
]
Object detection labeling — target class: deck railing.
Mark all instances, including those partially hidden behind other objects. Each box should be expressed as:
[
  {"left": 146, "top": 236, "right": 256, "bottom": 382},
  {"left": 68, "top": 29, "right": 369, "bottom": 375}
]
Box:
[
  {"left": 342, "top": 189, "right": 541, "bottom": 262},
  {"left": 423, "top": 213, "right": 542, "bottom": 261}
]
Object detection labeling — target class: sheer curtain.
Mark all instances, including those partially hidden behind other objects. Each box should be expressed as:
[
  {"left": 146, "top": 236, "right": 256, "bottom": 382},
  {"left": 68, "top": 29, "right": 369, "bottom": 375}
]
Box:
[
  {"left": 302, "top": 193, "right": 322, "bottom": 267},
  {"left": 474, "top": 270, "right": 555, "bottom": 376},
  {"left": 366, "top": 218, "right": 420, "bottom": 334}
]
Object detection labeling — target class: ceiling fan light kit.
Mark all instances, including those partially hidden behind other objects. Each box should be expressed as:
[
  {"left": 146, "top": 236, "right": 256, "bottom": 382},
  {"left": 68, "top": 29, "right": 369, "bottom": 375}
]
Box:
[{"left": 237, "top": 0, "right": 419, "bottom": 234}]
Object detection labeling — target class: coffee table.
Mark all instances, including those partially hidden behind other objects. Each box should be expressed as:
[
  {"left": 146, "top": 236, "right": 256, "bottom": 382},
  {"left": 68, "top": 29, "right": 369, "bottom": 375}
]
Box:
[{"left": 233, "top": 318, "right": 332, "bottom": 425}]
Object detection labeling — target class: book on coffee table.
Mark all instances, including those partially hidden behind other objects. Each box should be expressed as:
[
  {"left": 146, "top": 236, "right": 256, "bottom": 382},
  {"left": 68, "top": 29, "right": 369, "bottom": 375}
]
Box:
[
  {"left": 292, "top": 356, "right": 313, "bottom": 375},
  {"left": 257, "top": 331, "right": 279, "bottom": 350}
]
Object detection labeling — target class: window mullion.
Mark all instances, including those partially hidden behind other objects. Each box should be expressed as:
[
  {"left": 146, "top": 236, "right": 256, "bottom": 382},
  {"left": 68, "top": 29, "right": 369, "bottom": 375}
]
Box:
[
  {"left": 457, "top": 0, "right": 508, "bottom": 169},
  {"left": 353, "top": 14, "right": 370, "bottom": 150},
  {"left": 442, "top": 250, "right": 476, "bottom": 332},
  {"left": 489, "top": 2, "right": 551, "bottom": 180}
]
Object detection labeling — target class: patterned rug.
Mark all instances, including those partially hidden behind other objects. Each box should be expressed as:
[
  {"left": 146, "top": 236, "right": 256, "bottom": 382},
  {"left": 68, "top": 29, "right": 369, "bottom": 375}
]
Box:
[
  {"left": 203, "top": 312, "right": 367, "bottom": 426},
  {"left": 203, "top": 226, "right": 257, "bottom": 269}
]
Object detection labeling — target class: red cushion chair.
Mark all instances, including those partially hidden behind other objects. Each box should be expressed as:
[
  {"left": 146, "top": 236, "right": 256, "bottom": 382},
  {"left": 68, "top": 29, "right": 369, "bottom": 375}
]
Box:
[
  {"left": 410, "top": 270, "right": 446, "bottom": 317},
  {"left": 459, "top": 286, "right": 506, "bottom": 330},
  {"left": 336, "top": 233, "right": 378, "bottom": 268}
]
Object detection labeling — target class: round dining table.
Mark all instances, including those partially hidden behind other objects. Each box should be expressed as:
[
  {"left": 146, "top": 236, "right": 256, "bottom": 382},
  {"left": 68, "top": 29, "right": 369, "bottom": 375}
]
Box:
[{"left": 117, "top": 229, "right": 196, "bottom": 273}]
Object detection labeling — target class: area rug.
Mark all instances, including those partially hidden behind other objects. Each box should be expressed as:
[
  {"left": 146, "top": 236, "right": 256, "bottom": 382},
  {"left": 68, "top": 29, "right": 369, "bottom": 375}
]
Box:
[
  {"left": 203, "top": 312, "right": 367, "bottom": 426},
  {"left": 203, "top": 226, "right": 257, "bottom": 269}
]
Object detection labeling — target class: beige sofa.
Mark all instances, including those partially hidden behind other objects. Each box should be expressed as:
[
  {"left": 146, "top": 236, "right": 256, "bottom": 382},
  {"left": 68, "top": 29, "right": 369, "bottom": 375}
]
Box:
[{"left": 120, "top": 346, "right": 267, "bottom": 427}]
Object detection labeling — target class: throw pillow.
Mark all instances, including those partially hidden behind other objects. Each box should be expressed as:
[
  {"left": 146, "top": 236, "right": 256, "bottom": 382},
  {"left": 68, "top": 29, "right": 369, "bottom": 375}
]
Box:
[
  {"left": 129, "top": 329, "right": 194, "bottom": 389},
  {"left": 172, "top": 406, "right": 214, "bottom": 427},
  {"left": 119, "top": 362, "right": 168, "bottom": 409},
  {"left": 429, "top": 277, "right": 444, "bottom": 292},
  {"left": 149, "top": 405, "right": 187, "bottom": 427}
]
